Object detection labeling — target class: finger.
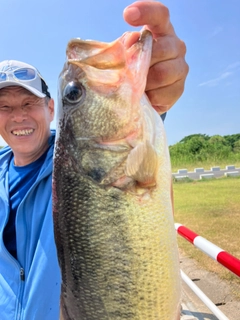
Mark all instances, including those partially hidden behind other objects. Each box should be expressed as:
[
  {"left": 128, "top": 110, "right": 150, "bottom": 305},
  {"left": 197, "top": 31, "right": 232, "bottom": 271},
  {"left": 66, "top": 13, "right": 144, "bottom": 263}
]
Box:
[
  {"left": 123, "top": 1, "right": 173, "bottom": 36},
  {"left": 146, "top": 57, "right": 189, "bottom": 91},
  {"left": 150, "top": 36, "right": 187, "bottom": 65},
  {"left": 146, "top": 79, "right": 186, "bottom": 114}
]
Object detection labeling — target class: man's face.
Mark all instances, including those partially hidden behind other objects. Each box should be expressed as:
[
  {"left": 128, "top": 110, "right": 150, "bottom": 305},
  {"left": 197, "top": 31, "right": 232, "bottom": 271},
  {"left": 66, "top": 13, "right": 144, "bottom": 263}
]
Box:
[{"left": 0, "top": 86, "right": 54, "bottom": 165}]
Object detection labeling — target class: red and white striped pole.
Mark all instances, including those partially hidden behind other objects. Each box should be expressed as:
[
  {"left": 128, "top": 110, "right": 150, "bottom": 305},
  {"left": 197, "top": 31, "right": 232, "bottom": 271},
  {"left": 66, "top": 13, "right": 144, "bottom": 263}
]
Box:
[{"left": 175, "top": 223, "right": 240, "bottom": 277}]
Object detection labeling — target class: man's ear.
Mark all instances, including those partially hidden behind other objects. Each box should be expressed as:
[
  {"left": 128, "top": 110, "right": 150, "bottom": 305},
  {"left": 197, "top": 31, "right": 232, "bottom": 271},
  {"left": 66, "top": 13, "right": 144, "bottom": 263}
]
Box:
[{"left": 48, "top": 98, "right": 55, "bottom": 121}]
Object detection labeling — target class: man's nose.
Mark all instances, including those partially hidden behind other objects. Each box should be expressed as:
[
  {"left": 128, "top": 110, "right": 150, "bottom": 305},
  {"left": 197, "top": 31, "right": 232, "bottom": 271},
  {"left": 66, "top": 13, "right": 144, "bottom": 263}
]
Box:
[{"left": 11, "top": 107, "right": 28, "bottom": 121}]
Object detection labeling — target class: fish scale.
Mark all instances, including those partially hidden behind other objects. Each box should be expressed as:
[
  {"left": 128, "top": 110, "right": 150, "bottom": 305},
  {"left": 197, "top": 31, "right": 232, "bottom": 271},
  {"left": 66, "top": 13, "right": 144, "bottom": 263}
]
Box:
[
  {"left": 53, "top": 30, "right": 181, "bottom": 319},
  {"left": 54, "top": 166, "right": 179, "bottom": 319}
]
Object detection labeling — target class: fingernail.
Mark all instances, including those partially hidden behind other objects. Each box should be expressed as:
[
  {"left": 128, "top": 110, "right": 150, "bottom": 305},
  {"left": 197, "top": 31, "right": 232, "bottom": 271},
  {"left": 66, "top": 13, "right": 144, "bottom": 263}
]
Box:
[{"left": 125, "top": 6, "right": 141, "bottom": 22}]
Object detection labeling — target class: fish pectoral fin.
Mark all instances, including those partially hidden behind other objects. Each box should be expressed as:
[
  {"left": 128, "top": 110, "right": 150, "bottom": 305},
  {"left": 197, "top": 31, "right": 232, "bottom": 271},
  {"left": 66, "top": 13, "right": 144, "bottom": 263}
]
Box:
[{"left": 125, "top": 141, "right": 159, "bottom": 187}]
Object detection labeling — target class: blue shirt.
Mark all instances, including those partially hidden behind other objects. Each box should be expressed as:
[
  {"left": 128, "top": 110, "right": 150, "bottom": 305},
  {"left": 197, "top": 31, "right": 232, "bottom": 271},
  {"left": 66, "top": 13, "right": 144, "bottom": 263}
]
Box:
[
  {"left": 0, "top": 131, "right": 61, "bottom": 320},
  {"left": 3, "top": 150, "right": 49, "bottom": 259}
]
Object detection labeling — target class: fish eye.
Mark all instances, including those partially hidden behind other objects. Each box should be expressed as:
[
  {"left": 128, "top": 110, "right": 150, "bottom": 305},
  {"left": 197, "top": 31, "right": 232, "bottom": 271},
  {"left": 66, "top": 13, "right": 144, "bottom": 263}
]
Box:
[{"left": 63, "top": 81, "right": 85, "bottom": 104}]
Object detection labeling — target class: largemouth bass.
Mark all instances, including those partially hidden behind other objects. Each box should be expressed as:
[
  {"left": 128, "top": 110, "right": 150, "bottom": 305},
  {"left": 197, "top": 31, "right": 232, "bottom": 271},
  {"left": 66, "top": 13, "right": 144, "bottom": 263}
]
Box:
[{"left": 53, "top": 30, "right": 181, "bottom": 320}]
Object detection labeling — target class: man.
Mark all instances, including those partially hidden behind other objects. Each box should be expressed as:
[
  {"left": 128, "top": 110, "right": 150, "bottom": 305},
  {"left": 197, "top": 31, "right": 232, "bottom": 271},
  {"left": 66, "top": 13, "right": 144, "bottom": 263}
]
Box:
[{"left": 0, "top": 2, "right": 188, "bottom": 319}]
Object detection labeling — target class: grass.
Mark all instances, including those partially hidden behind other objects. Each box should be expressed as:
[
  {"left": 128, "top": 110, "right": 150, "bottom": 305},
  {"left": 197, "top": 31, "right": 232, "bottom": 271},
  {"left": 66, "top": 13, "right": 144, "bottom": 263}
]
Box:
[{"left": 173, "top": 175, "right": 240, "bottom": 297}]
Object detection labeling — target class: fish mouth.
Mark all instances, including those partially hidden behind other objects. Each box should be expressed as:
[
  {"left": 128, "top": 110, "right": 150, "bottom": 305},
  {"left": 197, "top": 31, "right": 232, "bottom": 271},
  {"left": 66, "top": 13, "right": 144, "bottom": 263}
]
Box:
[{"left": 11, "top": 128, "right": 34, "bottom": 136}]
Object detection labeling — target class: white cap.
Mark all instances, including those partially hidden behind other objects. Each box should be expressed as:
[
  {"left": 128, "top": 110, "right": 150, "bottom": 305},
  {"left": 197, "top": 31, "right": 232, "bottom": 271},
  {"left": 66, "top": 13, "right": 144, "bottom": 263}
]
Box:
[{"left": 0, "top": 60, "right": 51, "bottom": 98}]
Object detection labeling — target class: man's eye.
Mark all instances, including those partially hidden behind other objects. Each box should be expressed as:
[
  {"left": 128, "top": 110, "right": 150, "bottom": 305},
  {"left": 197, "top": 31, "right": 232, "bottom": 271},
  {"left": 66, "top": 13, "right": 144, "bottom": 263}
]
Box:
[
  {"left": 0, "top": 106, "right": 11, "bottom": 112},
  {"left": 23, "top": 102, "right": 32, "bottom": 107}
]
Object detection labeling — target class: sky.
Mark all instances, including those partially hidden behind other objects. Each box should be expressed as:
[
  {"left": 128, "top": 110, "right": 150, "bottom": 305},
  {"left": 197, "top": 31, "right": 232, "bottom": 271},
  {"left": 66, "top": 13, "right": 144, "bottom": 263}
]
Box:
[{"left": 0, "top": 0, "right": 239, "bottom": 146}]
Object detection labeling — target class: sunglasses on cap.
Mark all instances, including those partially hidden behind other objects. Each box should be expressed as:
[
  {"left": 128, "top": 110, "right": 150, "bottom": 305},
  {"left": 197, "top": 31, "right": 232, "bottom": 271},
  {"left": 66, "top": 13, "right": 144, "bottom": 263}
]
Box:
[
  {"left": 0, "top": 67, "right": 38, "bottom": 82},
  {"left": 0, "top": 67, "right": 51, "bottom": 98}
]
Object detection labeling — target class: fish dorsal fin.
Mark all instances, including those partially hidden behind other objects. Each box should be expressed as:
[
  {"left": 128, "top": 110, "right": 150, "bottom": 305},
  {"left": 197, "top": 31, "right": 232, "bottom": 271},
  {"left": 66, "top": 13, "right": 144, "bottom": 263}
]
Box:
[{"left": 125, "top": 140, "right": 159, "bottom": 187}]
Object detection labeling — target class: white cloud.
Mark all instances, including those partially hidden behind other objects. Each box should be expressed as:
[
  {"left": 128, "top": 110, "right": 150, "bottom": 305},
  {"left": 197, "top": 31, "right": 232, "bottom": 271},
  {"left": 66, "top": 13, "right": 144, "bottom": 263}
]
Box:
[
  {"left": 207, "top": 26, "right": 223, "bottom": 39},
  {"left": 198, "top": 71, "right": 233, "bottom": 87},
  {"left": 225, "top": 61, "right": 240, "bottom": 71}
]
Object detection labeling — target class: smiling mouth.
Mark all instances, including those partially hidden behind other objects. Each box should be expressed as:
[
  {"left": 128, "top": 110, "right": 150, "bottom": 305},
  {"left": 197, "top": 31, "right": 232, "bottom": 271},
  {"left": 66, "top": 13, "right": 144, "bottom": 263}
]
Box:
[{"left": 12, "top": 129, "right": 34, "bottom": 136}]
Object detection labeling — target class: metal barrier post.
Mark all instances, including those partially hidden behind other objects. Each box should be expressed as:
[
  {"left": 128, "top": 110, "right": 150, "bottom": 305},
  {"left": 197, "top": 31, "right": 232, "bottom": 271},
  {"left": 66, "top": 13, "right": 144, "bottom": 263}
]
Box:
[{"left": 181, "top": 270, "right": 229, "bottom": 320}]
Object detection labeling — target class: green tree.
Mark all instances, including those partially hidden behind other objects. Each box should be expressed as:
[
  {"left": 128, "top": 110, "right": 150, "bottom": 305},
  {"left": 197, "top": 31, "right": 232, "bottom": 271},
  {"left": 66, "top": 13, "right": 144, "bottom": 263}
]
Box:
[
  {"left": 208, "top": 135, "right": 227, "bottom": 145},
  {"left": 180, "top": 134, "right": 210, "bottom": 144},
  {"left": 224, "top": 134, "right": 240, "bottom": 150},
  {"left": 233, "top": 140, "right": 240, "bottom": 153},
  {"left": 170, "top": 133, "right": 240, "bottom": 165}
]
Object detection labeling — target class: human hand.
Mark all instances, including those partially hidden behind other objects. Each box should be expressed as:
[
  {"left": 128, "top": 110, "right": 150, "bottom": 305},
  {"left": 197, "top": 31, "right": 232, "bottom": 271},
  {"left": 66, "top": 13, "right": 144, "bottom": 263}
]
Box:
[{"left": 123, "top": 1, "right": 189, "bottom": 114}]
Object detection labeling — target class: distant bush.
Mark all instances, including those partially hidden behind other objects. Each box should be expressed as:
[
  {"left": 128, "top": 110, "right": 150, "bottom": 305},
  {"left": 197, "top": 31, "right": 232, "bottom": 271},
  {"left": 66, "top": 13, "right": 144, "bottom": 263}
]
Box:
[{"left": 170, "top": 133, "right": 240, "bottom": 167}]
